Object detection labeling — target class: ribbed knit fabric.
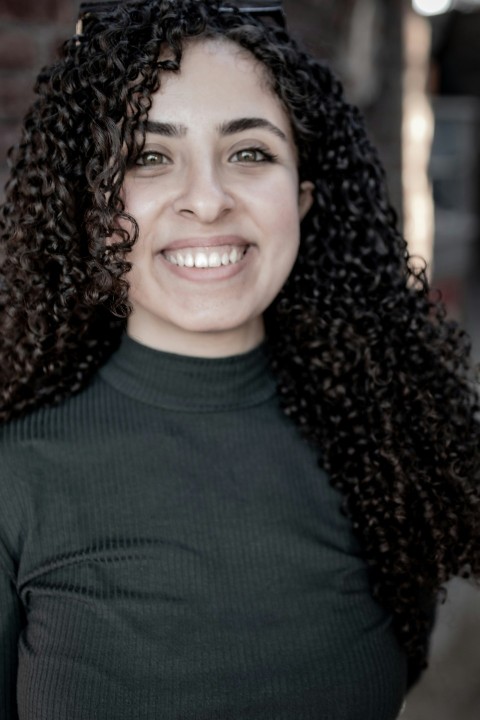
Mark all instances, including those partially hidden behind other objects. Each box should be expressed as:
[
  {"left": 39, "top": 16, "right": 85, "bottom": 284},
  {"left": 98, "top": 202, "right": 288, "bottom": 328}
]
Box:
[{"left": 0, "top": 335, "right": 407, "bottom": 720}]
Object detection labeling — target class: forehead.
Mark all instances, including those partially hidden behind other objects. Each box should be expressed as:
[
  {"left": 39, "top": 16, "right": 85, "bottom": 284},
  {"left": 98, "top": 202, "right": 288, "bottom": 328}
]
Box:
[{"left": 149, "top": 39, "right": 290, "bottom": 130}]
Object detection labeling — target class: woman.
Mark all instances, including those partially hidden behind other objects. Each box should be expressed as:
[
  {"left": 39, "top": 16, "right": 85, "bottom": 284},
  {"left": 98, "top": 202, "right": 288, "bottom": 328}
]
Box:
[{"left": 0, "top": 1, "right": 478, "bottom": 718}]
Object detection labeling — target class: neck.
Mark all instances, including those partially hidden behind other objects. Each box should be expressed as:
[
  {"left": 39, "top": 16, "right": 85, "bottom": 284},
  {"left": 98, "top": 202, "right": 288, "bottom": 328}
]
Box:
[{"left": 126, "top": 317, "right": 266, "bottom": 359}]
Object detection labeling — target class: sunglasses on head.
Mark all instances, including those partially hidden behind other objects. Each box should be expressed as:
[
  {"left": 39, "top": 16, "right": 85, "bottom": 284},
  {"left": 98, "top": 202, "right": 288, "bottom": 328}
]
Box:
[{"left": 75, "top": 1, "right": 286, "bottom": 36}]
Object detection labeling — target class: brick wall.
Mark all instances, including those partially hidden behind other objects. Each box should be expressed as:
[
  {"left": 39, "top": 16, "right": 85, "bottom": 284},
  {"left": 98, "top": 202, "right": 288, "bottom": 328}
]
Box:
[{"left": 0, "top": 0, "right": 77, "bottom": 194}]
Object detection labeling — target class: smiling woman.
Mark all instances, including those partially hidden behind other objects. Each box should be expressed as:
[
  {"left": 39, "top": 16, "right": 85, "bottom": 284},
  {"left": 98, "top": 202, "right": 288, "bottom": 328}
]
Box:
[
  {"left": 122, "top": 39, "right": 313, "bottom": 355},
  {"left": 0, "top": 1, "right": 479, "bottom": 719}
]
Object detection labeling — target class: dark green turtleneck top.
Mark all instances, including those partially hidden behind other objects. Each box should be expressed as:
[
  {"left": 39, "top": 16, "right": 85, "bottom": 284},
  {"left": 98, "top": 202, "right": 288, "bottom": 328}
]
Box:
[{"left": 0, "top": 335, "right": 407, "bottom": 719}]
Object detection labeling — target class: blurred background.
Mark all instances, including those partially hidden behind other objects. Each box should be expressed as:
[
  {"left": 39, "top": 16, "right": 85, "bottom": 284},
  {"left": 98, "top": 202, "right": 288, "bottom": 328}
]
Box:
[{"left": 0, "top": 0, "right": 479, "bottom": 717}]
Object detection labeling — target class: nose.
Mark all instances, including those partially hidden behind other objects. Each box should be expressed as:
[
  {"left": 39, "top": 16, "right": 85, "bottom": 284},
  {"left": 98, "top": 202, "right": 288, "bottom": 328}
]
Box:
[{"left": 172, "top": 159, "right": 235, "bottom": 223}]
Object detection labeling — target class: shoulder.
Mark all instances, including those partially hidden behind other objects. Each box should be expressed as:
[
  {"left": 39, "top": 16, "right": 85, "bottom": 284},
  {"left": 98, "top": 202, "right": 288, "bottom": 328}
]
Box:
[
  {"left": 0, "top": 372, "right": 113, "bottom": 486},
  {"left": 0, "top": 373, "right": 113, "bottom": 566}
]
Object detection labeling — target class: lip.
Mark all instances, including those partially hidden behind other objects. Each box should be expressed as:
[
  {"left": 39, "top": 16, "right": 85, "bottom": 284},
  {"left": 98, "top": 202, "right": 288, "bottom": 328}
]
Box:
[{"left": 161, "top": 235, "right": 250, "bottom": 252}]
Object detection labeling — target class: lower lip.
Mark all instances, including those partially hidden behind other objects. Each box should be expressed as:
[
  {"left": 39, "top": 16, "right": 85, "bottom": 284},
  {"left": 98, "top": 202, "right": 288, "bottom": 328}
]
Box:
[{"left": 158, "top": 246, "right": 253, "bottom": 282}]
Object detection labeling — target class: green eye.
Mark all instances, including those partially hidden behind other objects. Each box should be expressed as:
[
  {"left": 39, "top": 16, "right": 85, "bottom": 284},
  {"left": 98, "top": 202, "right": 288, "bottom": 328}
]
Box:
[
  {"left": 231, "top": 148, "right": 277, "bottom": 163},
  {"left": 237, "top": 149, "right": 263, "bottom": 162},
  {"left": 136, "top": 151, "right": 170, "bottom": 166}
]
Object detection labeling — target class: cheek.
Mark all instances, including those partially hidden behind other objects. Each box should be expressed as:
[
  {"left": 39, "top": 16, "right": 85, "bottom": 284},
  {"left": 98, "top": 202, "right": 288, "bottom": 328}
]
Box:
[
  {"left": 261, "top": 212, "right": 301, "bottom": 296},
  {"left": 259, "top": 175, "right": 301, "bottom": 226},
  {"left": 260, "top": 187, "right": 301, "bottom": 256},
  {"left": 273, "top": 203, "right": 302, "bottom": 284},
  {"left": 119, "top": 185, "right": 163, "bottom": 260},
  {"left": 122, "top": 179, "right": 163, "bottom": 227}
]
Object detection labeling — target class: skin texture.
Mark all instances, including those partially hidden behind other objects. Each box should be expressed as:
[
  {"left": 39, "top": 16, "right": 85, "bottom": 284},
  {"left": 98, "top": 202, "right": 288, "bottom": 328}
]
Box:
[{"left": 123, "top": 40, "right": 313, "bottom": 357}]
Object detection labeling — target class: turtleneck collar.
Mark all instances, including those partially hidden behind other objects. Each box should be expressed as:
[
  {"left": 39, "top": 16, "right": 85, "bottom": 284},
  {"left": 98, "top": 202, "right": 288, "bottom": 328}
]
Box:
[{"left": 99, "top": 334, "right": 277, "bottom": 412}]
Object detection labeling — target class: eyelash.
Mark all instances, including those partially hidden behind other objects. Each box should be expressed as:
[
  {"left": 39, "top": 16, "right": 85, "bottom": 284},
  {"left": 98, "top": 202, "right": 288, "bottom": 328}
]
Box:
[
  {"left": 134, "top": 146, "right": 278, "bottom": 167},
  {"left": 230, "top": 147, "right": 278, "bottom": 163}
]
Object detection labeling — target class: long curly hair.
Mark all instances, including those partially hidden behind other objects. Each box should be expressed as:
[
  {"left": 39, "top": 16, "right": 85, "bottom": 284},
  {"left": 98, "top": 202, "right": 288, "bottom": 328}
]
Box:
[{"left": 1, "top": 0, "right": 479, "bottom": 684}]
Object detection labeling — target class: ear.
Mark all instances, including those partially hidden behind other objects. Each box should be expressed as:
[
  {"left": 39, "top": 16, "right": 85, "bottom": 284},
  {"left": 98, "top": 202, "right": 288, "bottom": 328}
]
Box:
[{"left": 298, "top": 180, "right": 314, "bottom": 220}]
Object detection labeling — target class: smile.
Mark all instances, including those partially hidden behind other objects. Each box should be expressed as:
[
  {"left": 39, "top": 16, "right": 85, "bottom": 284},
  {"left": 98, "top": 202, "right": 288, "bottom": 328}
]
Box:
[{"left": 163, "top": 246, "right": 249, "bottom": 269}]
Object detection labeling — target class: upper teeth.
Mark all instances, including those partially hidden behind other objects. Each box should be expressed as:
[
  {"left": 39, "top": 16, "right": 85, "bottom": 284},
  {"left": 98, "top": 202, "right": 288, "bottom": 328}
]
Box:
[{"left": 164, "top": 246, "right": 247, "bottom": 268}]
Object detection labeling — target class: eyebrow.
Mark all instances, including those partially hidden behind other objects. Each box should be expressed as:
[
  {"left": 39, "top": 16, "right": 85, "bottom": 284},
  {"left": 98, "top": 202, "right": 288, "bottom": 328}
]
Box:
[
  {"left": 144, "top": 117, "right": 288, "bottom": 142},
  {"left": 218, "top": 118, "right": 288, "bottom": 142},
  {"left": 143, "top": 121, "right": 185, "bottom": 137}
]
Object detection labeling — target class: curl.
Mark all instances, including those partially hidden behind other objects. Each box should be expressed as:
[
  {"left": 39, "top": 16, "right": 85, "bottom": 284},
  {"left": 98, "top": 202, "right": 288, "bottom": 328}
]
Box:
[{"left": 1, "top": 0, "right": 479, "bottom": 682}]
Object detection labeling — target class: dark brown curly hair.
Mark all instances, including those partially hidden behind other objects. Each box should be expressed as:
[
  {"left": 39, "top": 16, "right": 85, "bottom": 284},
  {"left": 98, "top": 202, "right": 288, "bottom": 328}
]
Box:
[{"left": 1, "top": 0, "right": 479, "bottom": 686}]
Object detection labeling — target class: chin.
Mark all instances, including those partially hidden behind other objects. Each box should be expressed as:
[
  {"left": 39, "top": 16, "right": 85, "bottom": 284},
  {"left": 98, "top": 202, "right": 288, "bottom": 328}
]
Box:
[
  {"left": 175, "top": 310, "right": 264, "bottom": 341},
  {"left": 178, "top": 318, "right": 249, "bottom": 334}
]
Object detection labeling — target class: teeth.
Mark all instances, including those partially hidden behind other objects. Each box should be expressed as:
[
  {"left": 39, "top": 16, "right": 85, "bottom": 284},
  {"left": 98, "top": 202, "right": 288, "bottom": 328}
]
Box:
[
  {"left": 194, "top": 252, "right": 208, "bottom": 268},
  {"left": 164, "top": 246, "right": 247, "bottom": 269},
  {"left": 208, "top": 252, "right": 222, "bottom": 268}
]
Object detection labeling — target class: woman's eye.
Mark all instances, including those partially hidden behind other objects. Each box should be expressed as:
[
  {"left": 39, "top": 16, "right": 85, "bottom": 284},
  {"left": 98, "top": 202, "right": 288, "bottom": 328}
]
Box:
[
  {"left": 136, "top": 151, "right": 171, "bottom": 166},
  {"left": 231, "top": 148, "right": 276, "bottom": 163}
]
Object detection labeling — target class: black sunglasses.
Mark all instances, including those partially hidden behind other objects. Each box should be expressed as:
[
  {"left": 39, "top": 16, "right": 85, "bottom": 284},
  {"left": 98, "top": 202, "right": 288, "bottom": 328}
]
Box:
[{"left": 76, "top": 1, "right": 286, "bottom": 36}]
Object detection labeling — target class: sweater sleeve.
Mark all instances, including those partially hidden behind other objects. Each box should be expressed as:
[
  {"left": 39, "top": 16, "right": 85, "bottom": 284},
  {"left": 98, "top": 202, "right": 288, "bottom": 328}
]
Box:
[
  {"left": 0, "top": 560, "right": 21, "bottom": 719},
  {"left": 0, "top": 448, "right": 23, "bottom": 719}
]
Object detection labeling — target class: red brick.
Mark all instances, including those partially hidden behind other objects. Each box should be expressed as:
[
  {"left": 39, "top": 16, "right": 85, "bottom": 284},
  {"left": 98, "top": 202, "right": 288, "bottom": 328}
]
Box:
[
  {"left": 56, "top": 1, "right": 77, "bottom": 25},
  {"left": 0, "top": 29, "right": 37, "bottom": 70},
  {"left": 0, "top": 72, "right": 35, "bottom": 119},
  {"left": 0, "top": 0, "right": 74, "bottom": 23}
]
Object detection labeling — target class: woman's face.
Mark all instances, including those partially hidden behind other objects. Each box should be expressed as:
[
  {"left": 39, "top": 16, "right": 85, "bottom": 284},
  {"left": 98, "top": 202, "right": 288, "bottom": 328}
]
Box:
[{"left": 122, "top": 39, "right": 313, "bottom": 357}]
